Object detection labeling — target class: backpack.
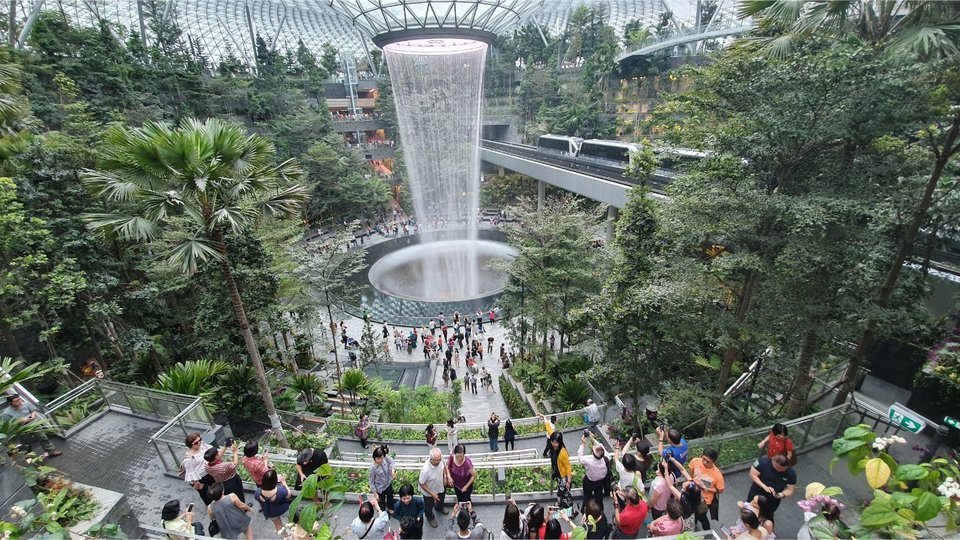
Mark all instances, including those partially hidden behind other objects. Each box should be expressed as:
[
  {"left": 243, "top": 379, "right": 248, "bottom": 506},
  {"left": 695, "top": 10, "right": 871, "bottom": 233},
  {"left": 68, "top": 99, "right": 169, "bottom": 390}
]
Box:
[
  {"left": 449, "top": 368, "right": 457, "bottom": 381},
  {"left": 602, "top": 456, "right": 614, "bottom": 495}
]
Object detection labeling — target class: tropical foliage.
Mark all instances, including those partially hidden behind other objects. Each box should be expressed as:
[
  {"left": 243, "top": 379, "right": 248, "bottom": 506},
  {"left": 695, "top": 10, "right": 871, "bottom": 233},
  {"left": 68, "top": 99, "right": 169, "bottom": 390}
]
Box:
[{"left": 830, "top": 424, "right": 960, "bottom": 536}]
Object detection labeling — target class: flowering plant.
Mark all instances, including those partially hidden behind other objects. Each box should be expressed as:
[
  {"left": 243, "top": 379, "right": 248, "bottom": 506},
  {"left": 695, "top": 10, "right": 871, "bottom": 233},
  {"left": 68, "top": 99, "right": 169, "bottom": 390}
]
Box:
[
  {"left": 831, "top": 424, "right": 960, "bottom": 536},
  {"left": 797, "top": 494, "right": 846, "bottom": 514}
]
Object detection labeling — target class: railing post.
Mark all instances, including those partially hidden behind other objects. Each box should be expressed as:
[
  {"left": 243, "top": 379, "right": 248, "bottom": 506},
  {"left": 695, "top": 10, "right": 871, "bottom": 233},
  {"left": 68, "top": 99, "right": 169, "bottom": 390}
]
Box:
[{"left": 799, "top": 415, "right": 815, "bottom": 447}]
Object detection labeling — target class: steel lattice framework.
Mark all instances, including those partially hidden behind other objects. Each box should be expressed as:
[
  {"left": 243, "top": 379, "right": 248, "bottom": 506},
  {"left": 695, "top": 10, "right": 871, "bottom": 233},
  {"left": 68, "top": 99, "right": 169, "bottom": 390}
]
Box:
[{"left": 11, "top": 0, "right": 739, "bottom": 63}]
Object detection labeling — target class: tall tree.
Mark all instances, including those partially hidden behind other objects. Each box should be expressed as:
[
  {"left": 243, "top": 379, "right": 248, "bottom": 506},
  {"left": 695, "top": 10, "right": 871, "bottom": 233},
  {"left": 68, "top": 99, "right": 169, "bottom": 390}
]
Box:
[
  {"left": 656, "top": 42, "right": 935, "bottom": 423},
  {"left": 496, "top": 195, "right": 605, "bottom": 366},
  {"left": 80, "top": 118, "right": 309, "bottom": 447}
]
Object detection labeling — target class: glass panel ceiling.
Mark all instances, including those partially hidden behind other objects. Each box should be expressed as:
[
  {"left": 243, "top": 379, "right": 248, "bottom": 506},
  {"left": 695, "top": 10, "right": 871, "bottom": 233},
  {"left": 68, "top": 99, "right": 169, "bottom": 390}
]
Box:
[{"left": 33, "top": 0, "right": 740, "bottom": 64}]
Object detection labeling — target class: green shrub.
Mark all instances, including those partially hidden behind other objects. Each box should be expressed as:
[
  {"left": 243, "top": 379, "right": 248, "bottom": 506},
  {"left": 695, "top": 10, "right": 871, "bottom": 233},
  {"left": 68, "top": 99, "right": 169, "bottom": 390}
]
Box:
[
  {"left": 553, "top": 376, "right": 591, "bottom": 411},
  {"left": 656, "top": 379, "right": 714, "bottom": 439},
  {"left": 500, "top": 376, "right": 532, "bottom": 418}
]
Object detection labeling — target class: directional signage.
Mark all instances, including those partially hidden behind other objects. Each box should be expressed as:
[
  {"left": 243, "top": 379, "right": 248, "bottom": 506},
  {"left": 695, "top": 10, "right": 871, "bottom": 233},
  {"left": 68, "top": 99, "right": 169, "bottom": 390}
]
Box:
[
  {"left": 888, "top": 402, "right": 926, "bottom": 434},
  {"left": 946, "top": 416, "right": 960, "bottom": 430}
]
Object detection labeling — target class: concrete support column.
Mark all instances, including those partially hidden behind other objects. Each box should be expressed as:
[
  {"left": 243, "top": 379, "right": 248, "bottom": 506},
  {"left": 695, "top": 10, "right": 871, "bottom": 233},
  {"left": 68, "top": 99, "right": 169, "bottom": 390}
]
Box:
[
  {"left": 537, "top": 180, "right": 545, "bottom": 210},
  {"left": 606, "top": 205, "right": 620, "bottom": 241}
]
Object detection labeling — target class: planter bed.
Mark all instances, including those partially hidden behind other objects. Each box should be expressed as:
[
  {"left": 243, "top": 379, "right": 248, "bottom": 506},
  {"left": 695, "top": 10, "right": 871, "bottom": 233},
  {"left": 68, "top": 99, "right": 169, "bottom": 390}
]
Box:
[{"left": 326, "top": 415, "right": 587, "bottom": 442}]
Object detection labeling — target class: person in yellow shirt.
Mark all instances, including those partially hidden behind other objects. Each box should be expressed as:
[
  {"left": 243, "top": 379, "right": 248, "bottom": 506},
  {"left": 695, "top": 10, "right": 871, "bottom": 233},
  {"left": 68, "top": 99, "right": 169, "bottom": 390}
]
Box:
[{"left": 537, "top": 413, "right": 572, "bottom": 490}]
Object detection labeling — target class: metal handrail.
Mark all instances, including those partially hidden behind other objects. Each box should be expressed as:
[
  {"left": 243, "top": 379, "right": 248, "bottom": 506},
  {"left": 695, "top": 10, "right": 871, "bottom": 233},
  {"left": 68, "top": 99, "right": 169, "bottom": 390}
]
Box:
[
  {"left": 339, "top": 448, "right": 540, "bottom": 463},
  {"left": 149, "top": 399, "right": 214, "bottom": 444},
  {"left": 686, "top": 404, "right": 848, "bottom": 448},
  {"left": 325, "top": 407, "right": 597, "bottom": 432},
  {"left": 226, "top": 448, "right": 553, "bottom": 472},
  {"left": 42, "top": 379, "right": 97, "bottom": 412}
]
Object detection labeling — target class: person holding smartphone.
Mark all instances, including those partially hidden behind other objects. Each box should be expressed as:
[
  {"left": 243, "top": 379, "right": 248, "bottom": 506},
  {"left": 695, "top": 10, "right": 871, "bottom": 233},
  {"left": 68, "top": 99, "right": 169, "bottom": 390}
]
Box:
[
  {"left": 204, "top": 439, "right": 245, "bottom": 503},
  {"left": 161, "top": 499, "right": 204, "bottom": 540},
  {"left": 351, "top": 493, "right": 390, "bottom": 539}
]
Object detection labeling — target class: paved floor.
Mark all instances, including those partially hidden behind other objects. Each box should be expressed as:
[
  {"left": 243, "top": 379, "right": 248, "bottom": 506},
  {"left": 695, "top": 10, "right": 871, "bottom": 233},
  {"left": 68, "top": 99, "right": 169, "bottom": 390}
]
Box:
[{"left": 331, "top": 312, "right": 515, "bottom": 424}]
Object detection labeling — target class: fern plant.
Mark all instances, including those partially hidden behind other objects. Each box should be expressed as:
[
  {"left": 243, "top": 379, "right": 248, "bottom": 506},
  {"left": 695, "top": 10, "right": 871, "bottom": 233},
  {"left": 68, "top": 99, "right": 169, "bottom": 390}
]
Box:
[
  {"left": 155, "top": 359, "right": 226, "bottom": 396},
  {"left": 290, "top": 374, "right": 325, "bottom": 406},
  {"left": 552, "top": 376, "right": 591, "bottom": 411}
]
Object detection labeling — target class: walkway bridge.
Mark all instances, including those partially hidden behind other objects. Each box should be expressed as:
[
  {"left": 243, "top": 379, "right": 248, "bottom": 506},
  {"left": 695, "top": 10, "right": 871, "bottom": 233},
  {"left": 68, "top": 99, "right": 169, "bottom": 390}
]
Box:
[
  {"left": 616, "top": 18, "right": 755, "bottom": 62},
  {"left": 479, "top": 139, "right": 673, "bottom": 209}
]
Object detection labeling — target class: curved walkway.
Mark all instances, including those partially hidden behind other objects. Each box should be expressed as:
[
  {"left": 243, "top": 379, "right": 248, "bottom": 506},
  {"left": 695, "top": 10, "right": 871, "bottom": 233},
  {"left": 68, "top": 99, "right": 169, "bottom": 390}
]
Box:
[{"left": 616, "top": 20, "right": 755, "bottom": 61}]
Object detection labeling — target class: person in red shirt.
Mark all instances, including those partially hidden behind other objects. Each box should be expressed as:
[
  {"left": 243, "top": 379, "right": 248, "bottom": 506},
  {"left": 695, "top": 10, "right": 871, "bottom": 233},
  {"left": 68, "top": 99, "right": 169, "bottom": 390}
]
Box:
[
  {"left": 612, "top": 486, "right": 647, "bottom": 538},
  {"left": 758, "top": 423, "right": 795, "bottom": 462},
  {"left": 241, "top": 441, "right": 270, "bottom": 487}
]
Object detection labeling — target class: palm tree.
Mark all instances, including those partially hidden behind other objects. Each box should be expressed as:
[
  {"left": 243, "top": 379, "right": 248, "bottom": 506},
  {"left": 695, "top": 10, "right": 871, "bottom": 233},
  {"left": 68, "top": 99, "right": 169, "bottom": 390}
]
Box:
[
  {"left": 81, "top": 118, "right": 309, "bottom": 448},
  {"left": 739, "top": 0, "right": 960, "bottom": 59}
]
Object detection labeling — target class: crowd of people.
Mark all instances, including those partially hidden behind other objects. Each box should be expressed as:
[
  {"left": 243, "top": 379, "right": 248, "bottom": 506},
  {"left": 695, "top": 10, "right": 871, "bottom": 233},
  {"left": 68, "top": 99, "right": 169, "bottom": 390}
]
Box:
[{"left": 337, "top": 416, "right": 801, "bottom": 540}]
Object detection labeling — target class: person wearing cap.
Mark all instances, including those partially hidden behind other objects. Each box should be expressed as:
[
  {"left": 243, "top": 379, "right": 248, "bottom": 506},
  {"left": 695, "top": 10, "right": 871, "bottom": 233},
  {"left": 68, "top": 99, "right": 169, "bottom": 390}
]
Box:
[
  {"left": 295, "top": 447, "right": 329, "bottom": 490},
  {"left": 577, "top": 432, "right": 610, "bottom": 512}
]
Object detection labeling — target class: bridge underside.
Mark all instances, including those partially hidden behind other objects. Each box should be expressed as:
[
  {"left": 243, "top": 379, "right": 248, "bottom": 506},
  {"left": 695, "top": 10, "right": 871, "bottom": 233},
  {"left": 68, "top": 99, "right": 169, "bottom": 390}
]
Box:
[{"left": 481, "top": 147, "right": 665, "bottom": 208}]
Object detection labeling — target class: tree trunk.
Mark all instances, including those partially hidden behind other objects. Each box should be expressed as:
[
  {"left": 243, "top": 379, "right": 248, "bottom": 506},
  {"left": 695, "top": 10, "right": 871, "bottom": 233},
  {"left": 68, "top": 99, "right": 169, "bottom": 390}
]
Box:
[
  {"left": 214, "top": 231, "right": 289, "bottom": 448},
  {"left": 785, "top": 330, "right": 820, "bottom": 418},
  {"left": 834, "top": 112, "right": 960, "bottom": 406},
  {"left": 325, "top": 292, "right": 346, "bottom": 417},
  {"left": 708, "top": 269, "right": 761, "bottom": 429},
  {"left": 148, "top": 348, "right": 164, "bottom": 375},
  {"left": 102, "top": 321, "right": 125, "bottom": 361},
  {"left": 8, "top": 0, "right": 16, "bottom": 47},
  {"left": 83, "top": 318, "right": 105, "bottom": 366},
  {"left": 0, "top": 318, "right": 23, "bottom": 360}
]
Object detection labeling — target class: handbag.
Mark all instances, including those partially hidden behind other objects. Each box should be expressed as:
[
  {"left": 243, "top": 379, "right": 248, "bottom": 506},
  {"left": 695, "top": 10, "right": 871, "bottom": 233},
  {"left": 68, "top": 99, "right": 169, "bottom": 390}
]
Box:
[{"left": 556, "top": 478, "right": 573, "bottom": 509}]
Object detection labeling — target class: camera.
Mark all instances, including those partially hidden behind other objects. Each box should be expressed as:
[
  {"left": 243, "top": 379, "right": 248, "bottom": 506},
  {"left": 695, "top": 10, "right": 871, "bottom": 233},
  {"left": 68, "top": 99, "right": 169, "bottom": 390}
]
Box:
[
  {"left": 583, "top": 429, "right": 591, "bottom": 438},
  {"left": 224, "top": 437, "right": 234, "bottom": 447}
]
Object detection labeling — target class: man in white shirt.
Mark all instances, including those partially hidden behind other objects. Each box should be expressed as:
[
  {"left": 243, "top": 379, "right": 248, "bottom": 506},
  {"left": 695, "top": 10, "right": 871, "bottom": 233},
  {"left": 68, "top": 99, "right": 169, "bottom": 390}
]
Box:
[
  {"left": 584, "top": 399, "right": 601, "bottom": 431},
  {"left": 419, "top": 447, "right": 447, "bottom": 527}
]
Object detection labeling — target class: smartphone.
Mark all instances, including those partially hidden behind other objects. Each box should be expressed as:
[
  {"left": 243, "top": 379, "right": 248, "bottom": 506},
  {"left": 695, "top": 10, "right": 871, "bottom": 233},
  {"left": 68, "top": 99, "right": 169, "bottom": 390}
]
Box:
[
  {"left": 186, "top": 503, "right": 194, "bottom": 513},
  {"left": 720, "top": 526, "right": 731, "bottom": 537},
  {"left": 547, "top": 506, "right": 558, "bottom": 513},
  {"left": 224, "top": 437, "right": 234, "bottom": 447},
  {"left": 583, "top": 429, "right": 591, "bottom": 438}
]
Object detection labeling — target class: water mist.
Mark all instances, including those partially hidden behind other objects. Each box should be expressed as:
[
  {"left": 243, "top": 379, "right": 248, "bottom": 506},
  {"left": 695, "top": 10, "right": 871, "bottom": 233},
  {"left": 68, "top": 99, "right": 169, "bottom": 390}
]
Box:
[{"left": 383, "top": 38, "right": 487, "bottom": 301}]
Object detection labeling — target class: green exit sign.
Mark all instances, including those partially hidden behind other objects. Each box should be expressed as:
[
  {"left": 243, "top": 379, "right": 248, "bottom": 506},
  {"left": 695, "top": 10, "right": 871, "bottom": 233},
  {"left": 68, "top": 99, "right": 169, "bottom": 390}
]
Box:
[
  {"left": 889, "top": 403, "right": 926, "bottom": 434},
  {"left": 946, "top": 416, "right": 960, "bottom": 430}
]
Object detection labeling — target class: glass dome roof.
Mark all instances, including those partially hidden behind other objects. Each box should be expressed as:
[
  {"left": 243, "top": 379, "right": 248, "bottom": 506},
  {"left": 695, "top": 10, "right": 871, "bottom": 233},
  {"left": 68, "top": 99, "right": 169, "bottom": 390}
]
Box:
[
  {"left": 34, "top": 0, "right": 738, "bottom": 63},
  {"left": 326, "top": 0, "right": 543, "bottom": 42}
]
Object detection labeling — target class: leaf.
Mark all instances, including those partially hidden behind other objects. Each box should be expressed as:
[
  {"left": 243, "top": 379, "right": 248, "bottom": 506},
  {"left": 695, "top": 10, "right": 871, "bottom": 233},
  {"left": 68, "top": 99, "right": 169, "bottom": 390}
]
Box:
[
  {"left": 914, "top": 491, "right": 942, "bottom": 522},
  {"left": 832, "top": 437, "right": 867, "bottom": 456},
  {"left": 842, "top": 425, "right": 873, "bottom": 440},
  {"left": 865, "top": 458, "right": 892, "bottom": 489},
  {"left": 891, "top": 491, "right": 918, "bottom": 507},
  {"left": 859, "top": 503, "right": 901, "bottom": 528},
  {"left": 820, "top": 486, "right": 843, "bottom": 497},
  {"left": 894, "top": 464, "right": 928, "bottom": 482},
  {"left": 878, "top": 452, "right": 899, "bottom": 475}
]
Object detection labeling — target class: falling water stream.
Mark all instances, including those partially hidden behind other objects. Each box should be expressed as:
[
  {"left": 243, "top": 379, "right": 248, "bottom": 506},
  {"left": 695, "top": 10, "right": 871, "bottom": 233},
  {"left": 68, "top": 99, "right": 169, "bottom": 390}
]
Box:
[{"left": 383, "top": 38, "right": 488, "bottom": 301}]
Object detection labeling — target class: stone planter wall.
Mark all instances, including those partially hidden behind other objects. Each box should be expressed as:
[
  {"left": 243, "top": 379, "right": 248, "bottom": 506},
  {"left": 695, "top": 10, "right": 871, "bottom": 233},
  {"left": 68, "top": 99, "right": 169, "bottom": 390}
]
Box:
[
  {"left": 0, "top": 463, "right": 32, "bottom": 524},
  {"left": 68, "top": 483, "right": 142, "bottom": 539}
]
